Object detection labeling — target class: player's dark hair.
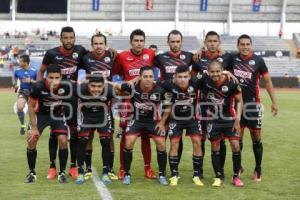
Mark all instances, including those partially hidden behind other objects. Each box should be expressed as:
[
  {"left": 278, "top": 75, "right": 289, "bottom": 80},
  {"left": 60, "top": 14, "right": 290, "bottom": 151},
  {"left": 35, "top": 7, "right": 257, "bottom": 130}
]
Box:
[
  {"left": 208, "top": 60, "right": 223, "bottom": 70},
  {"left": 149, "top": 44, "right": 157, "bottom": 49},
  {"left": 167, "top": 29, "right": 183, "bottom": 41},
  {"left": 19, "top": 54, "right": 30, "bottom": 64},
  {"left": 130, "top": 29, "right": 145, "bottom": 42},
  {"left": 46, "top": 64, "right": 61, "bottom": 74},
  {"left": 88, "top": 75, "right": 105, "bottom": 84},
  {"left": 175, "top": 66, "right": 189, "bottom": 74},
  {"left": 205, "top": 31, "right": 220, "bottom": 40},
  {"left": 237, "top": 34, "right": 252, "bottom": 45},
  {"left": 139, "top": 66, "right": 153, "bottom": 76},
  {"left": 91, "top": 33, "right": 107, "bottom": 45},
  {"left": 60, "top": 26, "right": 75, "bottom": 37}
]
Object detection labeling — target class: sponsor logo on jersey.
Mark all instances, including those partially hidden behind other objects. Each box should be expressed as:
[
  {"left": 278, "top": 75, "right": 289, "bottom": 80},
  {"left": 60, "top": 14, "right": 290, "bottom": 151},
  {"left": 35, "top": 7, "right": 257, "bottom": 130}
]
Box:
[
  {"left": 165, "top": 66, "right": 177, "bottom": 73},
  {"left": 91, "top": 70, "right": 110, "bottom": 78},
  {"left": 221, "top": 86, "right": 228, "bottom": 93},
  {"left": 128, "top": 68, "right": 140, "bottom": 76},
  {"left": 234, "top": 69, "right": 252, "bottom": 79},
  {"left": 104, "top": 57, "right": 111, "bottom": 63},
  {"left": 55, "top": 56, "right": 63, "bottom": 60},
  {"left": 72, "top": 52, "right": 79, "bottom": 59},
  {"left": 41, "top": 91, "right": 49, "bottom": 95},
  {"left": 126, "top": 57, "right": 134, "bottom": 61},
  {"left": 88, "top": 58, "right": 95, "bottom": 63},
  {"left": 134, "top": 102, "right": 153, "bottom": 111},
  {"left": 58, "top": 88, "right": 65, "bottom": 95},
  {"left": 207, "top": 93, "right": 224, "bottom": 105},
  {"left": 61, "top": 66, "right": 77, "bottom": 75},
  {"left": 187, "top": 86, "right": 194, "bottom": 93}
]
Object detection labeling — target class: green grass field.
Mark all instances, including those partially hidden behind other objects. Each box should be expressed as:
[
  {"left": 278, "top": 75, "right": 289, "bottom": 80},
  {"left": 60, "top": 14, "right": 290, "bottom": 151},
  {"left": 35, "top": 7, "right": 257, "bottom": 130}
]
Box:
[{"left": 1, "top": 89, "right": 300, "bottom": 200}]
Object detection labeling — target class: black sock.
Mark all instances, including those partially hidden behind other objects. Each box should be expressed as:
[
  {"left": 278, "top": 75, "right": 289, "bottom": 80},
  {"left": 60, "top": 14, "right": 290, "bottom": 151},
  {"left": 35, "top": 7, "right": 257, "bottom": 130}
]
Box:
[
  {"left": 48, "top": 135, "right": 58, "bottom": 168},
  {"left": 85, "top": 149, "right": 92, "bottom": 171},
  {"left": 70, "top": 133, "right": 78, "bottom": 168},
  {"left": 100, "top": 137, "right": 111, "bottom": 174},
  {"left": 109, "top": 151, "right": 114, "bottom": 171},
  {"left": 157, "top": 150, "right": 167, "bottom": 177},
  {"left": 220, "top": 140, "right": 227, "bottom": 174},
  {"left": 17, "top": 111, "right": 25, "bottom": 125},
  {"left": 59, "top": 148, "right": 68, "bottom": 173},
  {"left": 253, "top": 140, "right": 263, "bottom": 174},
  {"left": 123, "top": 148, "right": 132, "bottom": 176},
  {"left": 169, "top": 155, "right": 179, "bottom": 177},
  {"left": 178, "top": 139, "right": 183, "bottom": 163},
  {"left": 239, "top": 140, "right": 243, "bottom": 152},
  {"left": 211, "top": 151, "right": 222, "bottom": 178},
  {"left": 27, "top": 148, "right": 37, "bottom": 172},
  {"left": 77, "top": 138, "right": 88, "bottom": 175},
  {"left": 201, "top": 139, "right": 206, "bottom": 156},
  {"left": 232, "top": 151, "right": 241, "bottom": 177},
  {"left": 192, "top": 155, "right": 203, "bottom": 178}
]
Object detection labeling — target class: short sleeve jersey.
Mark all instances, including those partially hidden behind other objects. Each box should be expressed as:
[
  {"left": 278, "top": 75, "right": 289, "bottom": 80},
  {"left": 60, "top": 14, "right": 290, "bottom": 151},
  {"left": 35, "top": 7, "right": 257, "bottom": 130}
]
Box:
[{"left": 14, "top": 67, "right": 37, "bottom": 90}]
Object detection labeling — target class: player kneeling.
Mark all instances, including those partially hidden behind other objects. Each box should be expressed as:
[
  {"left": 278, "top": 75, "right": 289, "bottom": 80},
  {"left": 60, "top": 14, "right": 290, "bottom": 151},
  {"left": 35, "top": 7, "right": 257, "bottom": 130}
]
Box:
[
  {"left": 111, "top": 66, "right": 170, "bottom": 185},
  {"left": 75, "top": 75, "right": 115, "bottom": 185},
  {"left": 25, "top": 64, "right": 70, "bottom": 183},
  {"left": 200, "top": 61, "right": 244, "bottom": 187}
]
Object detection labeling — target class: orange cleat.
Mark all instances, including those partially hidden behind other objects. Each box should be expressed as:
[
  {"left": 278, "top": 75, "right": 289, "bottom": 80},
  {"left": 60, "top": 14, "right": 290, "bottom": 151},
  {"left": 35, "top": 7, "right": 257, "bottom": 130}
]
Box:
[
  {"left": 47, "top": 168, "right": 57, "bottom": 180},
  {"left": 118, "top": 169, "right": 125, "bottom": 180},
  {"left": 144, "top": 168, "right": 156, "bottom": 179},
  {"left": 69, "top": 167, "right": 78, "bottom": 179}
]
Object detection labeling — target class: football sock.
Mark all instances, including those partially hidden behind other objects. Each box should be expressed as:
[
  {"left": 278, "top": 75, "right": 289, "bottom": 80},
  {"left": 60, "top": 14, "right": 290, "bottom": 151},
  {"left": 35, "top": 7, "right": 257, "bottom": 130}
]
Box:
[
  {"left": 220, "top": 139, "right": 227, "bottom": 174},
  {"left": 169, "top": 155, "right": 179, "bottom": 177},
  {"left": 192, "top": 155, "right": 203, "bottom": 178},
  {"left": 85, "top": 149, "right": 92, "bottom": 171},
  {"left": 211, "top": 151, "right": 222, "bottom": 178},
  {"left": 232, "top": 151, "right": 241, "bottom": 177},
  {"left": 27, "top": 148, "right": 37, "bottom": 171},
  {"left": 17, "top": 111, "right": 25, "bottom": 125},
  {"left": 253, "top": 140, "right": 263, "bottom": 174},
  {"left": 123, "top": 148, "right": 132, "bottom": 176},
  {"left": 157, "top": 150, "right": 167, "bottom": 177},
  {"left": 48, "top": 134, "right": 57, "bottom": 168},
  {"left": 59, "top": 148, "right": 68, "bottom": 173},
  {"left": 100, "top": 137, "right": 111, "bottom": 174}
]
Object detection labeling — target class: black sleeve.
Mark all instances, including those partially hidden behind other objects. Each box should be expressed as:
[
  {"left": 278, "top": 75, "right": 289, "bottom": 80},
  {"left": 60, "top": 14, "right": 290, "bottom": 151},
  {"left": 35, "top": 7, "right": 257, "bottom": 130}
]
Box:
[
  {"left": 258, "top": 57, "right": 269, "bottom": 75},
  {"left": 78, "top": 46, "right": 89, "bottom": 70},
  {"left": 156, "top": 80, "right": 173, "bottom": 92},
  {"left": 154, "top": 55, "right": 160, "bottom": 69},
  {"left": 222, "top": 53, "right": 233, "bottom": 71},
  {"left": 42, "top": 50, "right": 53, "bottom": 66},
  {"left": 107, "top": 84, "right": 114, "bottom": 100},
  {"left": 121, "top": 83, "right": 133, "bottom": 93},
  {"left": 29, "top": 82, "right": 41, "bottom": 99}
]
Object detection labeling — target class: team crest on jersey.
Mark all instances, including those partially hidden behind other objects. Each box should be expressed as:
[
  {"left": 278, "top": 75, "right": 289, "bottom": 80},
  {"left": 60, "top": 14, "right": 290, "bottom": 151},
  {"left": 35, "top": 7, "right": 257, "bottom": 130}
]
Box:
[
  {"left": 249, "top": 60, "right": 255, "bottom": 66},
  {"left": 150, "top": 94, "right": 158, "bottom": 101},
  {"left": 187, "top": 86, "right": 194, "bottom": 93},
  {"left": 179, "top": 54, "right": 186, "bottom": 60},
  {"left": 72, "top": 52, "right": 78, "bottom": 59},
  {"left": 239, "top": 79, "right": 245, "bottom": 83},
  {"left": 217, "top": 57, "right": 223, "bottom": 63},
  {"left": 143, "top": 54, "right": 149, "bottom": 60},
  {"left": 58, "top": 88, "right": 65, "bottom": 95},
  {"left": 221, "top": 86, "right": 228, "bottom": 93},
  {"left": 104, "top": 57, "right": 111, "bottom": 63}
]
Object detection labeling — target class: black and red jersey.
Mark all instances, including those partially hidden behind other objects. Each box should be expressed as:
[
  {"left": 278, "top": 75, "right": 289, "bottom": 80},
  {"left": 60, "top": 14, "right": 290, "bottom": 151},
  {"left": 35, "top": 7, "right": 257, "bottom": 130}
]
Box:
[
  {"left": 121, "top": 82, "right": 165, "bottom": 122},
  {"left": 83, "top": 50, "right": 114, "bottom": 81},
  {"left": 231, "top": 53, "right": 268, "bottom": 103},
  {"left": 42, "top": 45, "right": 88, "bottom": 81},
  {"left": 113, "top": 48, "right": 155, "bottom": 81},
  {"left": 158, "top": 78, "right": 200, "bottom": 121},
  {"left": 199, "top": 75, "right": 241, "bottom": 120},
  {"left": 30, "top": 80, "right": 72, "bottom": 114},
  {"left": 154, "top": 51, "right": 193, "bottom": 80},
  {"left": 78, "top": 83, "right": 114, "bottom": 121},
  {"left": 192, "top": 51, "right": 232, "bottom": 74}
]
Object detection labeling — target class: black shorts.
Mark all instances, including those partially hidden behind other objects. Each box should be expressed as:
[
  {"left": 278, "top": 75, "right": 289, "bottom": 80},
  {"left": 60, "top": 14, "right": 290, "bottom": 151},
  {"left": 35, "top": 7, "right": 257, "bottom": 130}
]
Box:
[
  {"left": 125, "top": 119, "right": 162, "bottom": 137},
  {"left": 18, "top": 89, "right": 30, "bottom": 101},
  {"left": 207, "top": 120, "right": 240, "bottom": 143},
  {"left": 33, "top": 112, "right": 68, "bottom": 136},
  {"left": 79, "top": 112, "right": 114, "bottom": 138},
  {"left": 168, "top": 119, "right": 202, "bottom": 138},
  {"left": 241, "top": 103, "right": 262, "bottom": 130}
]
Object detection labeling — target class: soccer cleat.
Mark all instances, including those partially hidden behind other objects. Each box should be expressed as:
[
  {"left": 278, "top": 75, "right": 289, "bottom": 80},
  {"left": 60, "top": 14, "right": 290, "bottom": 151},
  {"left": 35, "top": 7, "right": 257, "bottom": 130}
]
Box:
[
  {"left": 25, "top": 172, "right": 37, "bottom": 183},
  {"left": 144, "top": 168, "right": 156, "bottom": 179},
  {"left": 84, "top": 170, "right": 92, "bottom": 180},
  {"left": 20, "top": 124, "right": 26, "bottom": 135},
  {"left": 108, "top": 171, "right": 118, "bottom": 180},
  {"left": 58, "top": 172, "right": 67, "bottom": 183},
  {"left": 123, "top": 175, "right": 131, "bottom": 185},
  {"left": 69, "top": 167, "right": 78, "bottom": 179},
  {"left": 169, "top": 176, "right": 179, "bottom": 186},
  {"left": 101, "top": 174, "right": 112, "bottom": 185},
  {"left": 118, "top": 169, "right": 125, "bottom": 180},
  {"left": 232, "top": 176, "right": 244, "bottom": 187},
  {"left": 192, "top": 176, "right": 204, "bottom": 186},
  {"left": 75, "top": 174, "right": 85, "bottom": 185},
  {"left": 158, "top": 176, "right": 168, "bottom": 186},
  {"left": 212, "top": 178, "right": 222, "bottom": 187},
  {"left": 251, "top": 171, "right": 262, "bottom": 182},
  {"left": 47, "top": 167, "right": 57, "bottom": 180}
]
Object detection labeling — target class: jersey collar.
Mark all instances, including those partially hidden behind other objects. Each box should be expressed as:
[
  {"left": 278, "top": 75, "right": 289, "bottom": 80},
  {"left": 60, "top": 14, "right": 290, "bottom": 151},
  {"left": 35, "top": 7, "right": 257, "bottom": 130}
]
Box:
[
  {"left": 92, "top": 50, "right": 106, "bottom": 60},
  {"left": 168, "top": 50, "right": 182, "bottom": 58},
  {"left": 59, "top": 46, "right": 74, "bottom": 56},
  {"left": 204, "top": 50, "right": 220, "bottom": 60},
  {"left": 239, "top": 52, "right": 253, "bottom": 61}
]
